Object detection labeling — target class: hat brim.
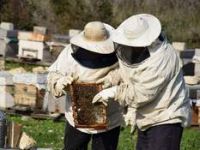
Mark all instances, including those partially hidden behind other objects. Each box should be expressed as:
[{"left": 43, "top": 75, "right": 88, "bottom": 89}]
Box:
[
  {"left": 112, "top": 14, "right": 161, "bottom": 47},
  {"left": 70, "top": 24, "right": 115, "bottom": 54}
]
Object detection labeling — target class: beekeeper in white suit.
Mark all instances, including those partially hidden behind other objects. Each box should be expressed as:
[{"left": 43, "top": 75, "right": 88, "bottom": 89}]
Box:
[
  {"left": 47, "top": 21, "right": 123, "bottom": 150},
  {"left": 93, "top": 14, "right": 191, "bottom": 150}
]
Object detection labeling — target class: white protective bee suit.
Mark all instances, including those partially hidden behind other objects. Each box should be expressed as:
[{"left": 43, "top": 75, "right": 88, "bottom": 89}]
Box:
[
  {"left": 93, "top": 41, "right": 191, "bottom": 130},
  {"left": 93, "top": 37, "right": 191, "bottom": 131},
  {"left": 92, "top": 14, "right": 192, "bottom": 133},
  {"left": 47, "top": 44, "right": 124, "bottom": 134},
  {"left": 92, "top": 14, "right": 192, "bottom": 150}
]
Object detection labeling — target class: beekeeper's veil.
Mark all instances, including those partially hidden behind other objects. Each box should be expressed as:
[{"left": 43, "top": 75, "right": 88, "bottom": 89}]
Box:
[
  {"left": 70, "top": 21, "right": 117, "bottom": 68},
  {"left": 112, "top": 14, "right": 163, "bottom": 65}
]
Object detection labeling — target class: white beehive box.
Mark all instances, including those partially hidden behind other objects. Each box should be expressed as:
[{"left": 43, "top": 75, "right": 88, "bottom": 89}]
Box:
[
  {"left": 18, "top": 31, "right": 48, "bottom": 42},
  {"left": 0, "top": 22, "right": 14, "bottom": 30},
  {"left": 18, "top": 40, "right": 45, "bottom": 60},
  {"left": 172, "top": 42, "right": 186, "bottom": 51},
  {"left": 0, "top": 29, "right": 18, "bottom": 38},
  {"left": 193, "top": 48, "right": 200, "bottom": 63},
  {"left": 33, "top": 26, "right": 47, "bottom": 35},
  {"left": 0, "top": 71, "right": 14, "bottom": 109}
]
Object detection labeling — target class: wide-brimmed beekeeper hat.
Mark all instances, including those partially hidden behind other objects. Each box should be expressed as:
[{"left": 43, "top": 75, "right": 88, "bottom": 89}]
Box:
[
  {"left": 70, "top": 21, "right": 115, "bottom": 54},
  {"left": 112, "top": 14, "right": 161, "bottom": 47}
]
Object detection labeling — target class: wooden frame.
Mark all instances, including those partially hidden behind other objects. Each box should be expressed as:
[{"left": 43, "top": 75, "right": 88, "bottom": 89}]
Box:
[{"left": 68, "top": 82, "right": 107, "bottom": 129}]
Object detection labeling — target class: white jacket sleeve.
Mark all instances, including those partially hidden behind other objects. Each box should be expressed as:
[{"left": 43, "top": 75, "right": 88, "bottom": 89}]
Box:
[
  {"left": 132, "top": 71, "right": 168, "bottom": 108},
  {"left": 118, "top": 43, "right": 181, "bottom": 108},
  {"left": 96, "top": 67, "right": 122, "bottom": 89},
  {"left": 47, "top": 45, "right": 73, "bottom": 97},
  {"left": 116, "top": 65, "right": 173, "bottom": 108},
  {"left": 132, "top": 45, "right": 181, "bottom": 107},
  {"left": 114, "top": 73, "right": 168, "bottom": 108},
  {"left": 105, "top": 68, "right": 122, "bottom": 86}
]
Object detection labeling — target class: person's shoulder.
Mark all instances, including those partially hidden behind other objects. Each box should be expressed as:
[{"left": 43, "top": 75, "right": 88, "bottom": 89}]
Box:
[
  {"left": 57, "top": 44, "right": 73, "bottom": 59},
  {"left": 60, "top": 44, "right": 72, "bottom": 54}
]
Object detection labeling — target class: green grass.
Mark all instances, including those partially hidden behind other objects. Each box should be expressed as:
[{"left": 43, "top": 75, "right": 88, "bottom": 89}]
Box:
[
  {"left": 5, "top": 61, "right": 40, "bottom": 72},
  {"left": 8, "top": 115, "right": 200, "bottom": 150},
  {"left": 181, "top": 128, "right": 200, "bottom": 150},
  {"left": 8, "top": 116, "right": 65, "bottom": 149}
]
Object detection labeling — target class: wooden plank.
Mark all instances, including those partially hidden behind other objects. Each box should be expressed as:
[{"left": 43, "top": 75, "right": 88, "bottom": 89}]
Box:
[
  {"left": 6, "top": 122, "right": 22, "bottom": 148},
  {"left": 30, "top": 113, "right": 61, "bottom": 120},
  {"left": 3, "top": 106, "right": 32, "bottom": 117},
  {"left": 5, "top": 57, "right": 52, "bottom": 67},
  {"left": 12, "top": 105, "right": 33, "bottom": 112}
]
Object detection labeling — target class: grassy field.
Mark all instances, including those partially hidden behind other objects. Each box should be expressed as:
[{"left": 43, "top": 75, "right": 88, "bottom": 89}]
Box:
[{"left": 8, "top": 115, "right": 200, "bottom": 150}]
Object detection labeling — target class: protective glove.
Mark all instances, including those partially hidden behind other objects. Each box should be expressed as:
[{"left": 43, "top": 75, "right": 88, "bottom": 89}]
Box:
[
  {"left": 47, "top": 72, "right": 63, "bottom": 93},
  {"left": 123, "top": 107, "right": 136, "bottom": 134},
  {"left": 54, "top": 73, "right": 78, "bottom": 97},
  {"left": 92, "top": 86, "right": 117, "bottom": 106}
]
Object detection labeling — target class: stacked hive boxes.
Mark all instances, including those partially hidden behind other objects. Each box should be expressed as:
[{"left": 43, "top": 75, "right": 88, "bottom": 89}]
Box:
[
  {"left": 18, "top": 26, "right": 48, "bottom": 60},
  {"left": 0, "top": 71, "right": 15, "bottom": 109},
  {"left": 181, "top": 48, "right": 200, "bottom": 86},
  {"left": 13, "top": 73, "right": 47, "bottom": 109},
  {"left": 0, "top": 22, "right": 18, "bottom": 57},
  {"left": 188, "top": 85, "right": 200, "bottom": 126},
  {"left": 173, "top": 42, "right": 200, "bottom": 125}
]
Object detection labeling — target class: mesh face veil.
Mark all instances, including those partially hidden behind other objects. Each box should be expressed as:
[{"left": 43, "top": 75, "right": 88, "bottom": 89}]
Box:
[
  {"left": 115, "top": 43, "right": 150, "bottom": 65},
  {"left": 71, "top": 45, "right": 117, "bottom": 69}
]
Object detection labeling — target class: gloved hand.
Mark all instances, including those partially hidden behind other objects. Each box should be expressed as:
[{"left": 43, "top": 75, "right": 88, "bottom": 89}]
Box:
[
  {"left": 123, "top": 107, "right": 136, "bottom": 134},
  {"left": 92, "top": 86, "right": 117, "bottom": 106},
  {"left": 54, "top": 73, "right": 78, "bottom": 97}
]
